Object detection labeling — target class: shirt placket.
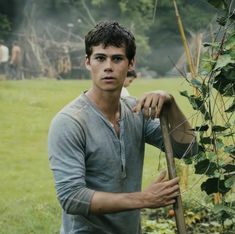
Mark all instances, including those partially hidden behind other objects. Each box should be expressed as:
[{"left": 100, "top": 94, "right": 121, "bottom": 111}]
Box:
[
  {"left": 119, "top": 118, "right": 126, "bottom": 179},
  {"left": 86, "top": 96, "right": 127, "bottom": 180}
]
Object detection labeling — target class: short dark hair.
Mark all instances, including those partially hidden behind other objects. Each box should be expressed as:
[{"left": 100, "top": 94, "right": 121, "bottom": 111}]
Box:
[
  {"left": 85, "top": 21, "right": 136, "bottom": 62},
  {"left": 127, "top": 70, "right": 137, "bottom": 78}
]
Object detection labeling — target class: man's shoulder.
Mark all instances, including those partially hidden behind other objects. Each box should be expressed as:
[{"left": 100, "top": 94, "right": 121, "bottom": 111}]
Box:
[
  {"left": 121, "top": 95, "right": 138, "bottom": 109},
  {"left": 55, "top": 95, "right": 89, "bottom": 122}
]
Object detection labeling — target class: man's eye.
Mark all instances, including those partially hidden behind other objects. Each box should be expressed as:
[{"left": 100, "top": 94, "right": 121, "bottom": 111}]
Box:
[
  {"left": 95, "top": 56, "right": 105, "bottom": 61},
  {"left": 113, "top": 57, "right": 123, "bottom": 63}
]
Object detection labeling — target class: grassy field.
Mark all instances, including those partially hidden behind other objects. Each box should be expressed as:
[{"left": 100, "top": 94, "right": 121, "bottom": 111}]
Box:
[{"left": 0, "top": 78, "right": 198, "bottom": 234}]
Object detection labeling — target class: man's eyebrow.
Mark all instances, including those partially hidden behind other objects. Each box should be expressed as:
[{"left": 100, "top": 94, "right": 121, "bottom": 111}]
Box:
[
  {"left": 93, "top": 53, "right": 125, "bottom": 57},
  {"left": 93, "top": 53, "right": 106, "bottom": 56},
  {"left": 112, "top": 54, "right": 125, "bottom": 57}
]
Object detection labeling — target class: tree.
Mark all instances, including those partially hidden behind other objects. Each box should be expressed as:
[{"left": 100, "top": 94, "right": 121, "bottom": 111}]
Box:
[{"left": 0, "top": 13, "right": 11, "bottom": 39}]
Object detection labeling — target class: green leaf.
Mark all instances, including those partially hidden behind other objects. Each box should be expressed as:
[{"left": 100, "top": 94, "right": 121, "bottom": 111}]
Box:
[
  {"left": 187, "top": 96, "right": 210, "bottom": 120},
  {"left": 223, "top": 83, "right": 235, "bottom": 96},
  {"left": 195, "top": 159, "right": 217, "bottom": 175},
  {"left": 207, "top": 0, "right": 227, "bottom": 9},
  {"left": 215, "top": 138, "right": 224, "bottom": 149},
  {"left": 198, "top": 144, "right": 206, "bottom": 153},
  {"left": 224, "top": 145, "right": 235, "bottom": 155},
  {"left": 225, "top": 99, "right": 235, "bottom": 112},
  {"left": 203, "top": 42, "right": 220, "bottom": 48},
  {"left": 191, "top": 79, "right": 202, "bottom": 89},
  {"left": 223, "top": 132, "right": 235, "bottom": 137},
  {"left": 213, "top": 69, "right": 235, "bottom": 96},
  {"left": 213, "top": 204, "right": 235, "bottom": 215},
  {"left": 214, "top": 54, "right": 234, "bottom": 70},
  {"left": 179, "top": 91, "right": 209, "bottom": 116},
  {"left": 225, "top": 175, "right": 235, "bottom": 188},
  {"left": 207, "top": 152, "right": 217, "bottom": 161},
  {"left": 190, "top": 79, "right": 208, "bottom": 97},
  {"left": 191, "top": 96, "right": 204, "bottom": 109},
  {"left": 200, "top": 137, "right": 213, "bottom": 144},
  {"left": 223, "top": 164, "right": 235, "bottom": 173},
  {"left": 193, "top": 125, "right": 209, "bottom": 132},
  {"left": 224, "top": 32, "right": 235, "bottom": 51},
  {"left": 180, "top": 90, "right": 189, "bottom": 98},
  {"left": 212, "top": 125, "right": 228, "bottom": 132},
  {"left": 201, "top": 178, "right": 230, "bottom": 195},
  {"left": 223, "top": 65, "right": 235, "bottom": 80}
]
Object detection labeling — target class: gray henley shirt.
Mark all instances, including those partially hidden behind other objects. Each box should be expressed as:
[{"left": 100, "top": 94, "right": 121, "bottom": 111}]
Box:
[{"left": 48, "top": 93, "right": 197, "bottom": 234}]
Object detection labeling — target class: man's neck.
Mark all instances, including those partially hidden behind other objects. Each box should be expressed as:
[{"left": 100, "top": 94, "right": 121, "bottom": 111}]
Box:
[{"left": 85, "top": 89, "right": 120, "bottom": 122}]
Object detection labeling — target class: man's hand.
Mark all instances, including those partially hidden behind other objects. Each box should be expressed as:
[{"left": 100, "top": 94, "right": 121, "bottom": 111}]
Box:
[
  {"left": 132, "top": 91, "right": 173, "bottom": 118},
  {"left": 89, "top": 170, "right": 179, "bottom": 214},
  {"left": 142, "top": 170, "right": 179, "bottom": 208}
]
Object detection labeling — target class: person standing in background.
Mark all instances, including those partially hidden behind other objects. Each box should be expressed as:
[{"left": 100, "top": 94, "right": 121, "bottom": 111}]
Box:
[
  {"left": 121, "top": 69, "right": 137, "bottom": 97},
  {"left": 9, "top": 41, "right": 22, "bottom": 80},
  {"left": 0, "top": 40, "right": 9, "bottom": 77}
]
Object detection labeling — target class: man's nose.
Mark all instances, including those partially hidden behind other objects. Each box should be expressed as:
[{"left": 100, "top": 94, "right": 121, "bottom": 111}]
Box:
[{"left": 104, "top": 58, "right": 113, "bottom": 71}]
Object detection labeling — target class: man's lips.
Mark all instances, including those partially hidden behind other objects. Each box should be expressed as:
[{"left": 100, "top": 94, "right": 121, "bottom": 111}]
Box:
[{"left": 102, "top": 76, "right": 116, "bottom": 81}]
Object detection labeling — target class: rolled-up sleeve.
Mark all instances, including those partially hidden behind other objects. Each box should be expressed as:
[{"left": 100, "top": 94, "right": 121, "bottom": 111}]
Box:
[
  {"left": 170, "top": 136, "right": 198, "bottom": 159},
  {"left": 144, "top": 117, "right": 198, "bottom": 158},
  {"left": 48, "top": 113, "right": 95, "bottom": 215}
]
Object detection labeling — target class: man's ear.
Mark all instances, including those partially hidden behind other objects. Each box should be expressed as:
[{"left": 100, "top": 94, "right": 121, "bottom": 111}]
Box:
[
  {"left": 128, "top": 59, "right": 135, "bottom": 71},
  {"left": 85, "top": 55, "right": 91, "bottom": 70}
]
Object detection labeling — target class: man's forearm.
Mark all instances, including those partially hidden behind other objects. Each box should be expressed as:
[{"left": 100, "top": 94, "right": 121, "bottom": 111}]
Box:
[
  {"left": 90, "top": 173, "right": 180, "bottom": 214},
  {"left": 90, "top": 191, "right": 144, "bottom": 214},
  {"left": 167, "top": 96, "right": 195, "bottom": 144}
]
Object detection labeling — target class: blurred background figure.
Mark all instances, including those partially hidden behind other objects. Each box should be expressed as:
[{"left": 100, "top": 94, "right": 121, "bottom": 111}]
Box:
[
  {"left": 0, "top": 39, "right": 9, "bottom": 77},
  {"left": 121, "top": 70, "right": 137, "bottom": 97},
  {"left": 9, "top": 41, "right": 22, "bottom": 80}
]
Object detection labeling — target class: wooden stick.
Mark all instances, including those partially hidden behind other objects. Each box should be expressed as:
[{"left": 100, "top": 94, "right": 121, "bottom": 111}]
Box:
[
  {"left": 173, "top": 0, "right": 196, "bottom": 79},
  {"left": 160, "top": 107, "right": 187, "bottom": 234}
]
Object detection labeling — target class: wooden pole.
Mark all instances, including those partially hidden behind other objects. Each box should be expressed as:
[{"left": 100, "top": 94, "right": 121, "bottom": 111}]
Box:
[
  {"left": 160, "top": 107, "right": 187, "bottom": 234},
  {"left": 173, "top": 0, "right": 196, "bottom": 79}
]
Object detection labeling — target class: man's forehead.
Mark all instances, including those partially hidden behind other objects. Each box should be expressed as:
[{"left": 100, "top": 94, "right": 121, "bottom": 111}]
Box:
[{"left": 91, "top": 44, "right": 126, "bottom": 55}]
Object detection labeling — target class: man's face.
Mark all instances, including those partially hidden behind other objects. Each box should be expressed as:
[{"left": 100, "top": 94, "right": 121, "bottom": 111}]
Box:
[{"left": 85, "top": 44, "right": 134, "bottom": 92}]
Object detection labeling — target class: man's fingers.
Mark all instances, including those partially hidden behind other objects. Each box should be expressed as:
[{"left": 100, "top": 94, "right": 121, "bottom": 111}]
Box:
[
  {"left": 154, "top": 172, "right": 179, "bottom": 188},
  {"left": 150, "top": 98, "right": 158, "bottom": 119},
  {"left": 133, "top": 94, "right": 158, "bottom": 119},
  {"left": 133, "top": 91, "right": 172, "bottom": 119},
  {"left": 154, "top": 170, "right": 167, "bottom": 183},
  {"left": 168, "top": 191, "right": 179, "bottom": 199},
  {"left": 165, "top": 199, "right": 177, "bottom": 206},
  {"left": 156, "top": 97, "right": 164, "bottom": 118},
  {"left": 166, "top": 177, "right": 180, "bottom": 187},
  {"left": 143, "top": 97, "right": 153, "bottom": 117},
  {"left": 132, "top": 95, "right": 147, "bottom": 114}
]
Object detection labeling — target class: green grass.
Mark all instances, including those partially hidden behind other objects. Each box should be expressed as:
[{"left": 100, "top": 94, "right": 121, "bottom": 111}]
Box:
[{"left": 0, "top": 78, "right": 198, "bottom": 234}]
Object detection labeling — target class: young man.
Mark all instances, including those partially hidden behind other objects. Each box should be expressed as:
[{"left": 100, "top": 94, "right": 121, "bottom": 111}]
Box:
[
  {"left": 48, "top": 21, "right": 197, "bottom": 234},
  {"left": 121, "top": 69, "right": 137, "bottom": 97}
]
